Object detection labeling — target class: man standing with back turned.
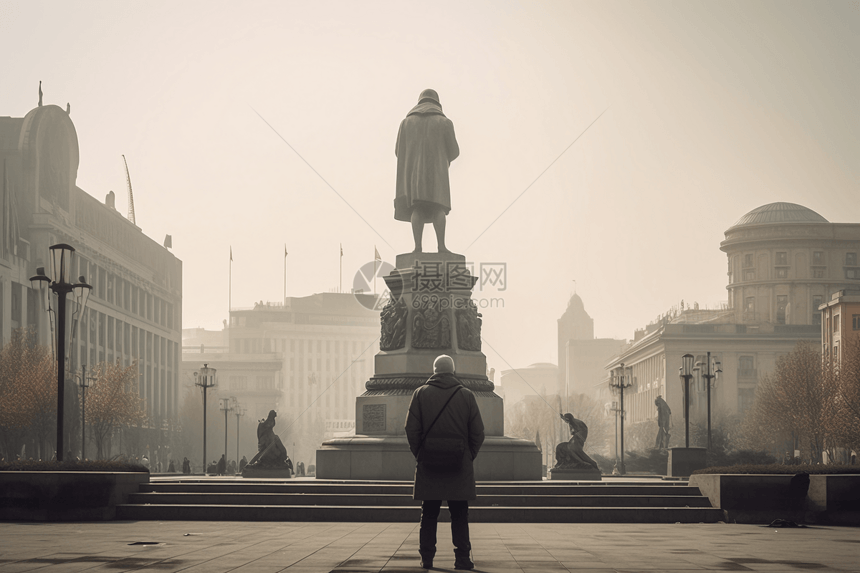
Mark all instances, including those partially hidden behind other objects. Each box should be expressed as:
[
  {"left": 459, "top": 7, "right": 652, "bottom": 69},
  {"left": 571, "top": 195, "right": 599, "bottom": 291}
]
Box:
[{"left": 406, "top": 354, "right": 485, "bottom": 570}]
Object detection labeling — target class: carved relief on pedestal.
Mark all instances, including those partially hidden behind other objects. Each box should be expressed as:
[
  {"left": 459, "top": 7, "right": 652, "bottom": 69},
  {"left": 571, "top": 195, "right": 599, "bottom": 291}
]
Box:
[
  {"left": 456, "top": 305, "right": 482, "bottom": 351},
  {"left": 411, "top": 305, "right": 451, "bottom": 349},
  {"left": 380, "top": 297, "right": 407, "bottom": 351}
]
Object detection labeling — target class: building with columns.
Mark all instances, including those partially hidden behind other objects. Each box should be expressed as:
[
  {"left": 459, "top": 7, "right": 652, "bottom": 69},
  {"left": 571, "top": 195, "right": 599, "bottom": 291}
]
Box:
[
  {"left": 602, "top": 203, "right": 860, "bottom": 440},
  {"left": 0, "top": 103, "right": 182, "bottom": 445},
  {"left": 181, "top": 293, "right": 379, "bottom": 466},
  {"left": 819, "top": 288, "right": 860, "bottom": 370}
]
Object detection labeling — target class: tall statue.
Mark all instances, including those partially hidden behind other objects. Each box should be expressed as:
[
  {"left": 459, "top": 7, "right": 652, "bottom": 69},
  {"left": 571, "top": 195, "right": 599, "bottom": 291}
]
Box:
[
  {"left": 394, "top": 89, "right": 460, "bottom": 254},
  {"left": 244, "top": 410, "right": 292, "bottom": 473},
  {"left": 554, "top": 413, "right": 599, "bottom": 471},
  {"left": 654, "top": 395, "right": 672, "bottom": 449}
]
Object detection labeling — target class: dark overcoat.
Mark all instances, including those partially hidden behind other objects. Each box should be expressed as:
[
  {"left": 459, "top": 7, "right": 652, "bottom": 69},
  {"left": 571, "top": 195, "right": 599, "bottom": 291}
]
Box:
[
  {"left": 394, "top": 101, "right": 460, "bottom": 222},
  {"left": 405, "top": 372, "right": 485, "bottom": 501}
]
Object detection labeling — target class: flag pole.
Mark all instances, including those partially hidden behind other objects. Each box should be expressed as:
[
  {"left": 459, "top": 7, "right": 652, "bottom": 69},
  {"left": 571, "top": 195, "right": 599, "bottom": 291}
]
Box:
[
  {"left": 373, "top": 245, "right": 378, "bottom": 295},
  {"left": 284, "top": 245, "right": 288, "bottom": 305},
  {"left": 229, "top": 246, "right": 233, "bottom": 325},
  {"left": 339, "top": 243, "right": 343, "bottom": 293}
]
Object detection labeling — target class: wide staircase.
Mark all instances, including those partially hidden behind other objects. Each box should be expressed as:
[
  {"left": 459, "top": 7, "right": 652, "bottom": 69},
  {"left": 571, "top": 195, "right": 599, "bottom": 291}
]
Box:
[{"left": 116, "top": 478, "right": 723, "bottom": 523}]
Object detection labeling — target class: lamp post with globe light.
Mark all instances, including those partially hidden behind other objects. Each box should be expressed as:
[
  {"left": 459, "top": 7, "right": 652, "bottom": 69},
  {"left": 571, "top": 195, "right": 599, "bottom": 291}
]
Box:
[
  {"left": 194, "top": 364, "right": 216, "bottom": 474},
  {"left": 29, "top": 244, "right": 92, "bottom": 462}
]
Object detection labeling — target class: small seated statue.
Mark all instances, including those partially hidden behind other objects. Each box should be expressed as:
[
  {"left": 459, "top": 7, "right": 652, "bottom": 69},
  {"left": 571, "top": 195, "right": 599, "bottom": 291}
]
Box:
[
  {"left": 243, "top": 410, "right": 293, "bottom": 474},
  {"left": 553, "top": 412, "right": 600, "bottom": 471}
]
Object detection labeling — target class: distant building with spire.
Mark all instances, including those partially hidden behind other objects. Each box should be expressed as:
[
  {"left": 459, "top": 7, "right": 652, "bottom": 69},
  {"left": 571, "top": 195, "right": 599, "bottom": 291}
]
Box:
[{"left": 557, "top": 293, "right": 626, "bottom": 398}]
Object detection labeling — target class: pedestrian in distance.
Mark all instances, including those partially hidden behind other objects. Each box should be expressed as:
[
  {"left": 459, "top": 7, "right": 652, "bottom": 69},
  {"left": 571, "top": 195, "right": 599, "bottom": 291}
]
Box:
[{"left": 405, "top": 354, "right": 485, "bottom": 570}]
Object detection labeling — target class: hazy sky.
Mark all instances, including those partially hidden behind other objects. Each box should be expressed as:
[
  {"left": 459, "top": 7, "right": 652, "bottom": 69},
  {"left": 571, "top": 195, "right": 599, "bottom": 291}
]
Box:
[{"left": 2, "top": 1, "right": 857, "bottom": 372}]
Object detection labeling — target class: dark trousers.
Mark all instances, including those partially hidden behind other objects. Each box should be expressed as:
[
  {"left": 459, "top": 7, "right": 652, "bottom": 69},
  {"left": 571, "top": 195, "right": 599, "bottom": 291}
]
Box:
[{"left": 419, "top": 500, "right": 470, "bottom": 559}]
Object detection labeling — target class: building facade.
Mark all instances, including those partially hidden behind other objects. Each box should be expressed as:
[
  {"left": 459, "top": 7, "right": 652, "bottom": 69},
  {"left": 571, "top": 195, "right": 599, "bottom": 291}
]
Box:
[
  {"left": 602, "top": 202, "right": 860, "bottom": 442},
  {"left": 181, "top": 293, "right": 379, "bottom": 465},
  {"left": 819, "top": 288, "right": 860, "bottom": 370},
  {"left": 558, "top": 293, "right": 626, "bottom": 398},
  {"left": 0, "top": 104, "right": 182, "bottom": 444}
]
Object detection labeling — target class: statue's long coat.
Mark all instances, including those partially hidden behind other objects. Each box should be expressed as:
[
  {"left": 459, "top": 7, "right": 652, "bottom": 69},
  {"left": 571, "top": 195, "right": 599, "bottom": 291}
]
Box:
[
  {"left": 394, "top": 101, "right": 460, "bottom": 222},
  {"left": 405, "top": 373, "right": 484, "bottom": 501}
]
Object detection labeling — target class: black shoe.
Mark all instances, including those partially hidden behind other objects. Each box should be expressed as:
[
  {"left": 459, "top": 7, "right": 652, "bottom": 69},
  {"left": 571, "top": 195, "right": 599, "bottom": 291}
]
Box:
[
  {"left": 420, "top": 559, "right": 433, "bottom": 569},
  {"left": 454, "top": 558, "right": 474, "bottom": 570}
]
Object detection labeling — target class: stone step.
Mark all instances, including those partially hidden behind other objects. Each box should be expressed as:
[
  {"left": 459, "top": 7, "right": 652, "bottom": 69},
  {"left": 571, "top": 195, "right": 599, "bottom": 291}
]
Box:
[
  {"left": 127, "top": 492, "right": 713, "bottom": 508},
  {"left": 141, "top": 482, "right": 701, "bottom": 497},
  {"left": 116, "top": 503, "right": 724, "bottom": 523}
]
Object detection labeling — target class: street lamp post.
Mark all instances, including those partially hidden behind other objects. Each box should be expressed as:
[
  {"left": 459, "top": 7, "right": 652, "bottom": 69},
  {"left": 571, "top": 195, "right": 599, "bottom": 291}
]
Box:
[
  {"left": 234, "top": 400, "right": 245, "bottom": 473},
  {"left": 30, "top": 244, "right": 92, "bottom": 462},
  {"left": 194, "top": 364, "right": 216, "bottom": 474},
  {"left": 695, "top": 353, "right": 722, "bottom": 450},
  {"left": 679, "top": 354, "right": 695, "bottom": 448},
  {"left": 78, "top": 364, "right": 95, "bottom": 460},
  {"left": 609, "top": 363, "right": 633, "bottom": 475},
  {"left": 219, "top": 397, "right": 233, "bottom": 469}
]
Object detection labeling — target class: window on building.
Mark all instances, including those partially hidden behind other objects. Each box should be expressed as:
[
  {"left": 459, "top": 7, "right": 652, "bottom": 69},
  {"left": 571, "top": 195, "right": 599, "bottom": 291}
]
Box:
[
  {"left": 743, "top": 270, "right": 755, "bottom": 281},
  {"left": 813, "top": 295, "right": 824, "bottom": 325},
  {"left": 776, "top": 295, "right": 788, "bottom": 324},
  {"left": 743, "top": 254, "right": 754, "bottom": 268},
  {"left": 813, "top": 251, "right": 825, "bottom": 265},
  {"left": 776, "top": 268, "right": 788, "bottom": 279},
  {"left": 745, "top": 297, "right": 755, "bottom": 313},
  {"left": 739, "top": 356, "right": 755, "bottom": 378},
  {"left": 846, "top": 268, "right": 860, "bottom": 280},
  {"left": 847, "top": 252, "right": 858, "bottom": 267},
  {"left": 738, "top": 387, "right": 755, "bottom": 415},
  {"left": 853, "top": 315, "right": 860, "bottom": 330},
  {"left": 834, "top": 315, "right": 840, "bottom": 332},
  {"left": 834, "top": 344, "right": 839, "bottom": 361},
  {"left": 775, "top": 252, "right": 788, "bottom": 266},
  {"left": 813, "top": 269, "right": 825, "bottom": 278}
]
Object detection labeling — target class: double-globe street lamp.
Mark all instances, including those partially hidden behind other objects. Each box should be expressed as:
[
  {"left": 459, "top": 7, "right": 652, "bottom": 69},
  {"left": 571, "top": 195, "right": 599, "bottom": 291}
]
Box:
[
  {"left": 194, "top": 364, "right": 216, "bottom": 474},
  {"left": 679, "top": 354, "right": 694, "bottom": 448},
  {"left": 219, "top": 397, "right": 234, "bottom": 470},
  {"left": 234, "top": 401, "right": 246, "bottom": 473},
  {"left": 609, "top": 363, "right": 633, "bottom": 475},
  {"left": 30, "top": 244, "right": 92, "bottom": 462},
  {"left": 693, "top": 353, "right": 722, "bottom": 450}
]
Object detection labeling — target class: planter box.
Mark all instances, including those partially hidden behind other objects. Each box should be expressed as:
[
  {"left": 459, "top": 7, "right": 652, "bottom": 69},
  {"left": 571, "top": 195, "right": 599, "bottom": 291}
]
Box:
[
  {"left": 0, "top": 472, "right": 149, "bottom": 522},
  {"left": 667, "top": 447, "right": 706, "bottom": 477},
  {"left": 689, "top": 473, "right": 860, "bottom": 525}
]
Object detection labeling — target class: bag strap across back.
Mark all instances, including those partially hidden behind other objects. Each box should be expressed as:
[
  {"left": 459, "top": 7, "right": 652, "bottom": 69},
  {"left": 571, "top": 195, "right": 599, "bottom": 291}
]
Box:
[{"left": 418, "top": 385, "right": 462, "bottom": 450}]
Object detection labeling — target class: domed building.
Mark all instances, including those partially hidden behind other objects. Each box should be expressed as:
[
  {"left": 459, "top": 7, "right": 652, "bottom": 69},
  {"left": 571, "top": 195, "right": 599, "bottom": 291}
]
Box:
[
  {"left": 601, "top": 202, "right": 860, "bottom": 453},
  {"left": 721, "top": 202, "right": 860, "bottom": 326}
]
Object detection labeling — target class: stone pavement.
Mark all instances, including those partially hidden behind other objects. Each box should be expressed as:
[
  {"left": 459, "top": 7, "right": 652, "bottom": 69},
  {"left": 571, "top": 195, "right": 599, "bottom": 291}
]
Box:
[{"left": 0, "top": 520, "right": 858, "bottom": 572}]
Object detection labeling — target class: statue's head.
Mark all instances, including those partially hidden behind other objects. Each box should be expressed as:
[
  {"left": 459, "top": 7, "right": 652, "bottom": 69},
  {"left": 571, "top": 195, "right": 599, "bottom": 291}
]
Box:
[
  {"left": 418, "top": 88, "right": 440, "bottom": 105},
  {"left": 562, "top": 413, "right": 575, "bottom": 425},
  {"left": 433, "top": 354, "right": 455, "bottom": 374},
  {"left": 268, "top": 410, "right": 277, "bottom": 420}
]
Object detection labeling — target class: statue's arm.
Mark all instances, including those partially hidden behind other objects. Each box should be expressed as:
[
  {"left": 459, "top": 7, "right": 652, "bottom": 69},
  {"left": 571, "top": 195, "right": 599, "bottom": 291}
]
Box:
[
  {"left": 446, "top": 120, "right": 459, "bottom": 162},
  {"left": 395, "top": 121, "right": 403, "bottom": 158}
]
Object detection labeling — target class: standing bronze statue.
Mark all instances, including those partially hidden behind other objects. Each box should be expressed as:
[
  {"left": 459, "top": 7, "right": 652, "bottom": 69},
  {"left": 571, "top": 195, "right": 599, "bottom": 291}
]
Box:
[
  {"left": 394, "top": 89, "right": 460, "bottom": 253},
  {"left": 654, "top": 395, "right": 672, "bottom": 450},
  {"left": 554, "top": 413, "right": 599, "bottom": 471}
]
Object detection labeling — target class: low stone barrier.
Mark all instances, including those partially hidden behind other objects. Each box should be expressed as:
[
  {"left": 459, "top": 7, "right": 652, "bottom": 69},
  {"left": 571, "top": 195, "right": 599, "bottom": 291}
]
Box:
[
  {"left": 689, "top": 473, "right": 860, "bottom": 525},
  {"left": 0, "top": 471, "right": 149, "bottom": 521}
]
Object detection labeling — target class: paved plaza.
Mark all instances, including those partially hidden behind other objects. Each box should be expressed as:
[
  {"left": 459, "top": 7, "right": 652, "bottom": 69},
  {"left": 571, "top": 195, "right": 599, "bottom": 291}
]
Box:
[{"left": 0, "top": 520, "right": 857, "bottom": 572}]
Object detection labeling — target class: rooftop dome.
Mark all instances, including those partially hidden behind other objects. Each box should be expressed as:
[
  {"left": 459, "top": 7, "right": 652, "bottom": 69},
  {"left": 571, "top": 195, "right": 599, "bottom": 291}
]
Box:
[{"left": 731, "top": 202, "right": 828, "bottom": 228}]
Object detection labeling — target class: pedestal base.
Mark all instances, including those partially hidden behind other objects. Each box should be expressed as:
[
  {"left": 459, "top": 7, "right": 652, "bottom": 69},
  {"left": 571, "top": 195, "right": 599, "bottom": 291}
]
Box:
[
  {"left": 241, "top": 467, "right": 293, "bottom": 479},
  {"left": 668, "top": 447, "right": 707, "bottom": 477},
  {"left": 549, "top": 467, "right": 602, "bottom": 481},
  {"left": 316, "top": 436, "right": 542, "bottom": 481}
]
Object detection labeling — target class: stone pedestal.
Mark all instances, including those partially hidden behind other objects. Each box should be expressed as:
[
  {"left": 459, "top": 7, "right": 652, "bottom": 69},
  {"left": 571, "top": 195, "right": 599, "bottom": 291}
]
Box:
[
  {"left": 317, "top": 252, "right": 541, "bottom": 481},
  {"left": 668, "top": 447, "right": 707, "bottom": 477},
  {"left": 549, "top": 467, "right": 602, "bottom": 481}
]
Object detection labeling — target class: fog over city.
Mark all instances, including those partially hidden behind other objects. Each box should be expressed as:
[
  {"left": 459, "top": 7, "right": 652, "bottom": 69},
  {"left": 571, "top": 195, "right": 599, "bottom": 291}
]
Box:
[{"left": 2, "top": 0, "right": 857, "bottom": 371}]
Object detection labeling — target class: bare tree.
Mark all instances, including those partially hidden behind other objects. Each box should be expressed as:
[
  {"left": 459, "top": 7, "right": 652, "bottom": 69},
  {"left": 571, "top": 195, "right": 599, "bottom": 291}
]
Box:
[
  {"left": 0, "top": 328, "right": 56, "bottom": 459},
  {"left": 823, "top": 336, "right": 860, "bottom": 457},
  {"left": 86, "top": 360, "right": 146, "bottom": 459},
  {"left": 744, "top": 342, "right": 829, "bottom": 462}
]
